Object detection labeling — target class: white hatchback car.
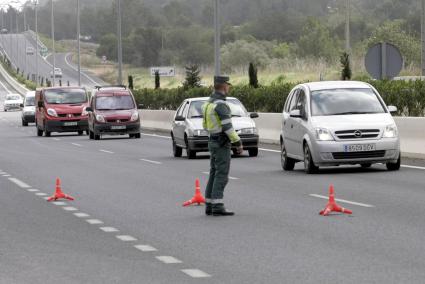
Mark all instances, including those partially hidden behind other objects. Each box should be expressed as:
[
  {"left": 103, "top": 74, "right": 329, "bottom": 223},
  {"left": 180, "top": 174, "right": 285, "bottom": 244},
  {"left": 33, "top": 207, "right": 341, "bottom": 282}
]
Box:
[
  {"left": 280, "top": 81, "right": 400, "bottom": 174},
  {"left": 4, "top": 94, "right": 23, "bottom": 112}
]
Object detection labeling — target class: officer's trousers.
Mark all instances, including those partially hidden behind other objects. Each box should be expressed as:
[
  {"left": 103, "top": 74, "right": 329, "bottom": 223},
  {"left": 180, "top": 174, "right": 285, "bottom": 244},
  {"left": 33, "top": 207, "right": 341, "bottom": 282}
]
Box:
[{"left": 205, "top": 140, "right": 231, "bottom": 203}]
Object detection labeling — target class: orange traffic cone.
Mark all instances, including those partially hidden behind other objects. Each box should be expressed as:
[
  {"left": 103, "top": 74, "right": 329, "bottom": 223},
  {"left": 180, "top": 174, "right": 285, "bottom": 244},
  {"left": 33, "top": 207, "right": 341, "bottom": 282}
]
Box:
[
  {"left": 47, "top": 178, "right": 75, "bottom": 202},
  {"left": 183, "top": 179, "right": 205, "bottom": 206},
  {"left": 319, "top": 185, "right": 352, "bottom": 216}
]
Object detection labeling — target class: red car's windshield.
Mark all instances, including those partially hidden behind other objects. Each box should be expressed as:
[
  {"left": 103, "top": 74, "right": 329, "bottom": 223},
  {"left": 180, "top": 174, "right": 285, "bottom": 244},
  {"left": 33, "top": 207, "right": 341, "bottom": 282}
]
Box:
[
  {"left": 96, "top": 95, "right": 135, "bottom": 110},
  {"left": 44, "top": 89, "right": 87, "bottom": 104}
]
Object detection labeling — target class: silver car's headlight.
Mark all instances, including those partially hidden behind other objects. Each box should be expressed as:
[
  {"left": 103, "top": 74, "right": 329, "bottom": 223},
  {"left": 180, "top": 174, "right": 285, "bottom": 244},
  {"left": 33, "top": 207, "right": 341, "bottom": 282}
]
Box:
[
  {"left": 315, "top": 128, "right": 334, "bottom": 141},
  {"left": 383, "top": 124, "right": 398, "bottom": 138},
  {"left": 240, "top": 128, "right": 257, "bottom": 135},
  {"left": 194, "top": 129, "right": 209, "bottom": 137}
]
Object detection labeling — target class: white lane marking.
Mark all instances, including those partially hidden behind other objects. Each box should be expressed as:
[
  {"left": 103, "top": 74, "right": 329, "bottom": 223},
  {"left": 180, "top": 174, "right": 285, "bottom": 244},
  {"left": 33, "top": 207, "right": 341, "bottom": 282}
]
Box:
[
  {"left": 134, "top": 245, "right": 158, "bottom": 252},
  {"left": 74, "top": 212, "right": 90, "bottom": 218},
  {"left": 53, "top": 138, "right": 61, "bottom": 141},
  {"left": 99, "top": 149, "right": 114, "bottom": 154},
  {"left": 140, "top": 158, "right": 162, "bottom": 165},
  {"left": 156, "top": 256, "right": 182, "bottom": 264},
  {"left": 35, "top": 193, "right": 48, "bottom": 196},
  {"left": 43, "top": 197, "right": 50, "bottom": 200},
  {"left": 27, "top": 188, "right": 39, "bottom": 192},
  {"left": 52, "top": 202, "right": 67, "bottom": 206},
  {"left": 401, "top": 165, "right": 425, "bottom": 170},
  {"left": 202, "top": 171, "right": 239, "bottom": 180},
  {"left": 141, "top": 133, "right": 171, "bottom": 139},
  {"left": 71, "top": 143, "right": 83, "bottom": 147},
  {"left": 100, "top": 227, "right": 119, "bottom": 233},
  {"left": 259, "top": 148, "right": 280, "bottom": 153},
  {"left": 64, "top": 52, "right": 100, "bottom": 85},
  {"left": 181, "top": 269, "right": 211, "bottom": 278},
  {"left": 8, "top": 178, "right": 31, "bottom": 188},
  {"left": 309, "top": 194, "right": 374, "bottom": 208},
  {"left": 0, "top": 79, "right": 11, "bottom": 93},
  {"left": 63, "top": 206, "right": 78, "bottom": 211},
  {"left": 86, "top": 219, "right": 104, "bottom": 225},
  {"left": 2, "top": 175, "right": 11, "bottom": 177},
  {"left": 116, "top": 235, "right": 137, "bottom": 242}
]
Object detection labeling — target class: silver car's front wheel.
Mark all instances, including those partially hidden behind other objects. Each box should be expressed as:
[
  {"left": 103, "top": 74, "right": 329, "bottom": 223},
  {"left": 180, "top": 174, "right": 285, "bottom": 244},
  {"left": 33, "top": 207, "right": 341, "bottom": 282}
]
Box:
[
  {"left": 304, "top": 144, "right": 318, "bottom": 174},
  {"left": 281, "top": 142, "right": 295, "bottom": 171}
]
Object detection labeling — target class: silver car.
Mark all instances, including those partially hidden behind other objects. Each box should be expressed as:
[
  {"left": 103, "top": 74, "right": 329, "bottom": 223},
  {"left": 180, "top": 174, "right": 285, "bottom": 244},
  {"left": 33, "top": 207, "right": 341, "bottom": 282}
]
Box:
[
  {"left": 280, "top": 81, "right": 400, "bottom": 174},
  {"left": 171, "top": 97, "right": 259, "bottom": 159},
  {"left": 21, "top": 91, "right": 36, "bottom": 126}
]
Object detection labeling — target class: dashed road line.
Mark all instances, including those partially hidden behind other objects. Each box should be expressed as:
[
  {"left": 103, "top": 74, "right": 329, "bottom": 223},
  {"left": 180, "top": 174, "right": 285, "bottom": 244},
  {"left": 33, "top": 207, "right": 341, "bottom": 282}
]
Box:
[
  {"left": 116, "top": 235, "right": 137, "bottom": 242},
  {"left": 134, "top": 245, "right": 158, "bottom": 252},
  {"left": 63, "top": 206, "right": 78, "bottom": 211},
  {"left": 2, "top": 174, "right": 11, "bottom": 177},
  {"left": 181, "top": 269, "right": 211, "bottom": 278},
  {"left": 156, "top": 256, "right": 182, "bottom": 264},
  {"left": 53, "top": 138, "right": 61, "bottom": 141},
  {"left": 52, "top": 202, "right": 67, "bottom": 206},
  {"left": 74, "top": 212, "right": 90, "bottom": 218},
  {"left": 401, "top": 165, "right": 425, "bottom": 170},
  {"left": 71, "top": 143, "right": 83, "bottom": 147},
  {"left": 100, "top": 227, "right": 119, "bottom": 233},
  {"left": 35, "top": 192, "right": 48, "bottom": 196},
  {"left": 141, "top": 133, "right": 171, "bottom": 139},
  {"left": 202, "top": 171, "right": 239, "bottom": 180},
  {"left": 99, "top": 149, "right": 114, "bottom": 154},
  {"left": 27, "top": 188, "right": 39, "bottom": 192},
  {"left": 8, "top": 177, "right": 31, "bottom": 188},
  {"left": 140, "top": 158, "right": 162, "bottom": 165},
  {"left": 86, "top": 219, "right": 104, "bottom": 225},
  {"left": 309, "top": 194, "right": 374, "bottom": 208},
  {"left": 259, "top": 148, "right": 280, "bottom": 153}
]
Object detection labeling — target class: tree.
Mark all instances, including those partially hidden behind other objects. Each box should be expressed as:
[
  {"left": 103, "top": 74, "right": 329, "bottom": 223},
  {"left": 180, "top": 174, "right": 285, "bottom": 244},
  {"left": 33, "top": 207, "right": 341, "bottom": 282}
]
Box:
[
  {"left": 298, "top": 18, "right": 339, "bottom": 61},
  {"left": 128, "top": 75, "right": 134, "bottom": 90},
  {"left": 248, "top": 62, "right": 259, "bottom": 88},
  {"left": 155, "top": 71, "right": 160, "bottom": 89},
  {"left": 340, "top": 52, "right": 352, "bottom": 81},
  {"left": 183, "top": 65, "right": 201, "bottom": 89}
]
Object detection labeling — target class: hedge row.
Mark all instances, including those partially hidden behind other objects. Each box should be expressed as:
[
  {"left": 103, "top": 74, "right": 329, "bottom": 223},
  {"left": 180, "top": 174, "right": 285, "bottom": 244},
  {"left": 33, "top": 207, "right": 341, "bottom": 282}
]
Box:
[{"left": 133, "top": 80, "right": 425, "bottom": 116}]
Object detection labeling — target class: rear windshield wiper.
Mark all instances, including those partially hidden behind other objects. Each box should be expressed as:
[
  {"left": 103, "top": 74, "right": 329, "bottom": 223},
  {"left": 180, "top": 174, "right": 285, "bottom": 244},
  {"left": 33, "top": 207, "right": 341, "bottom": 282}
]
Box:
[
  {"left": 190, "top": 115, "right": 203, "bottom": 118},
  {"left": 231, "top": 115, "right": 242, "bottom": 117},
  {"left": 330, "top": 111, "right": 378, "bottom": 115}
]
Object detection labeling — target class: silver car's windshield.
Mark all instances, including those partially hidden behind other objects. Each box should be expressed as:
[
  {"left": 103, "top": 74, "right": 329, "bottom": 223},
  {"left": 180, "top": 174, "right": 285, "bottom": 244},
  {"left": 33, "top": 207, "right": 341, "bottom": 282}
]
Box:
[
  {"left": 311, "top": 88, "right": 386, "bottom": 116},
  {"left": 188, "top": 99, "right": 248, "bottom": 118},
  {"left": 7, "top": 95, "right": 21, "bottom": 101},
  {"left": 25, "top": 97, "right": 35, "bottom": 106}
]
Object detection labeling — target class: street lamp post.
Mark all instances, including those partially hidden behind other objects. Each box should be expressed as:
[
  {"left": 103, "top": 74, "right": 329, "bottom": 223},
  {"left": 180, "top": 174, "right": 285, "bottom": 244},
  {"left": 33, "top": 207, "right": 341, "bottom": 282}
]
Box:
[
  {"left": 345, "top": 0, "right": 350, "bottom": 52},
  {"left": 422, "top": 0, "right": 425, "bottom": 75},
  {"left": 77, "top": 0, "right": 81, "bottom": 86},
  {"left": 35, "top": 0, "right": 38, "bottom": 86},
  {"left": 117, "top": 0, "right": 123, "bottom": 85},
  {"left": 51, "top": 0, "right": 55, "bottom": 86},
  {"left": 214, "top": 0, "right": 221, "bottom": 76}
]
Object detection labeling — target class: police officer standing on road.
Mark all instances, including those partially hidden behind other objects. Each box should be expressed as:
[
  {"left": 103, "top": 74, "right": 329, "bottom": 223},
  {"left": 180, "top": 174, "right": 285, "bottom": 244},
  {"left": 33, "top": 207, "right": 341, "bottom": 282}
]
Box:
[{"left": 202, "top": 76, "right": 243, "bottom": 216}]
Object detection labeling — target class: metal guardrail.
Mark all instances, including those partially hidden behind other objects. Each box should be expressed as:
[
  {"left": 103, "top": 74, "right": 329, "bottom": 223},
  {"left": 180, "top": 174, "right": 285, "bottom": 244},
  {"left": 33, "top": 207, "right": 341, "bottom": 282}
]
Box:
[{"left": 0, "top": 54, "right": 30, "bottom": 96}]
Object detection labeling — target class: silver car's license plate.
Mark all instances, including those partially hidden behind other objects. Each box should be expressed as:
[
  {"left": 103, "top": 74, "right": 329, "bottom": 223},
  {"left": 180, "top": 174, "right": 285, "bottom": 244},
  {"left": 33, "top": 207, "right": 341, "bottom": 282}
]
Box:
[
  {"left": 64, "top": 122, "right": 78, "bottom": 126},
  {"left": 344, "top": 144, "right": 376, "bottom": 152},
  {"left": 111, "top": 125, "right": 126, "bottom": 130}
]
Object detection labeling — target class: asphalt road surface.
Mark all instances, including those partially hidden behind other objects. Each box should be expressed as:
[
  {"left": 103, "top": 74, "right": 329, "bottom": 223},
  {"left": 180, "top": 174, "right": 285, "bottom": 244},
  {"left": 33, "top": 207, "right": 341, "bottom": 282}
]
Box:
[
  {"left": 0, "top": 33, "right": 104, "bottom": 89},
  {"left": 1, "top": 75, "right": 425, "bottom": 283}
]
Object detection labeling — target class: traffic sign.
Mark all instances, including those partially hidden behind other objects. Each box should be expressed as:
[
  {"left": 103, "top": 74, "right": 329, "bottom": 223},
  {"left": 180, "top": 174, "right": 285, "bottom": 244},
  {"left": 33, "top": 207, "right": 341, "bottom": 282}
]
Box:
[
  {"left": 365, "top": 42, "right": 403, "bottom": 80},
  {"left": 150, "top": 67, "right": 175, "bottom": 77}
]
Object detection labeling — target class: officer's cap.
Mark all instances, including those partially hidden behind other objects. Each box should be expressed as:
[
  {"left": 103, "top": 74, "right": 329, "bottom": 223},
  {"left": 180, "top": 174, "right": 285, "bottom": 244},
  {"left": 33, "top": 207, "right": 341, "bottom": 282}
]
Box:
[{"left": 214, "top": 76, "right": 232, "bottom": 86}]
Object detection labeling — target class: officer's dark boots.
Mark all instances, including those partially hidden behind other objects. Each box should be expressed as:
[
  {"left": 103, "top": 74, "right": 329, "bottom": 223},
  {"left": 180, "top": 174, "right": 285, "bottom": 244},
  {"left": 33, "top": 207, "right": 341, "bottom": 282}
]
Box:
[
  {"left": 205, "top": 203, "right": 212, "bottom": 216},
  {"left": 212, "top": 203, "right": 234, "bottom": 216}
]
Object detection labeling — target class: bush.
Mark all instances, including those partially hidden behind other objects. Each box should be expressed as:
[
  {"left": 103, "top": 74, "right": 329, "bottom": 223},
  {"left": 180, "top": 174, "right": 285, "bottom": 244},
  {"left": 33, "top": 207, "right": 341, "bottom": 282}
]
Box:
[{"left": 133, "top": 80, "right": 425, "bottom": 116}]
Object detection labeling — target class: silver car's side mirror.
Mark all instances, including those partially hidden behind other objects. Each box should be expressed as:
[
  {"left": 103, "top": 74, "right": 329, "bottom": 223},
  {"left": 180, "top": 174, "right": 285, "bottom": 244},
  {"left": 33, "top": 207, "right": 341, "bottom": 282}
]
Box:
[
  {"left": 388, "top": 106, "right": 397, "bottom": 113},
  {"left": 175, "top": 115, "right": 185, "bottom": 121},
  {"left": 289, "top": 109, "right": 302, "bottom": 118}
]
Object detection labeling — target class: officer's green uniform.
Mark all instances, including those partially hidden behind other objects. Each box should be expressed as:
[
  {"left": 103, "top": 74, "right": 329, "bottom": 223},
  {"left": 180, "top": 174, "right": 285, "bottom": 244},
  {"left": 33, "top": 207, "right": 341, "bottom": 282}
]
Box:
[{"left": 202, "top": 76, "right": 241, "bottom": 216}]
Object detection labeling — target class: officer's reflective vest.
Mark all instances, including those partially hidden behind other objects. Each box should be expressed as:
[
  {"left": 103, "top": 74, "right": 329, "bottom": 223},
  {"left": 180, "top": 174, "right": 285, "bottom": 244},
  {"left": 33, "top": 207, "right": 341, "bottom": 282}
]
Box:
[{"left": 202, "top": 100, "right": 240, "bottom": 144}]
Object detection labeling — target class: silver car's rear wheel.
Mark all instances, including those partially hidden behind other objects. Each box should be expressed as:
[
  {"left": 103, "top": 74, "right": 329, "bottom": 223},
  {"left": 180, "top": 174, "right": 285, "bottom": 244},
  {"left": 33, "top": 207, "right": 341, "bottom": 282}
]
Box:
[
  {"left": 304, "top": 144, "right": 318, "bottom": 174},
  {"left": 281, "top": 142, "right": 295, "bottom": 171}
]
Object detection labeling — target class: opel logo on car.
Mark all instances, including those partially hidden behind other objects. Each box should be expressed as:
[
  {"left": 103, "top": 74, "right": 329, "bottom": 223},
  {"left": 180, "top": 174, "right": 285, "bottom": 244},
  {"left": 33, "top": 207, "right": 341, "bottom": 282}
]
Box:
[{"left": 354, "top": 130, "right": 362, "bottom": 138}]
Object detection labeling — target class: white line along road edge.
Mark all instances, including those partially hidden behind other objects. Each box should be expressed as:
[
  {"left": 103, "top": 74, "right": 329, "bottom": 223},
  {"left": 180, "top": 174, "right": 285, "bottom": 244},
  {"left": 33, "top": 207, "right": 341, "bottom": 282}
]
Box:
[{"left": 309, "top": 194, "right": 374, "bottom": 208}]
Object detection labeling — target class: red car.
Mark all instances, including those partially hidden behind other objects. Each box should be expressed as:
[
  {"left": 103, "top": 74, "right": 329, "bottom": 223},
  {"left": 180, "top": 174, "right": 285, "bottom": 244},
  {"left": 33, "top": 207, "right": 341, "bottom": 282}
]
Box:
[
  {"left": 86, "top": 86, "right": 141, "bottom": 140},
  {"left": 35, "top": 87, "right": 89, "bottom": 137}
]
